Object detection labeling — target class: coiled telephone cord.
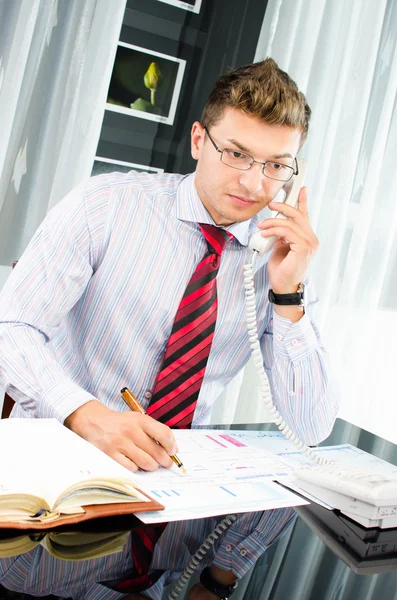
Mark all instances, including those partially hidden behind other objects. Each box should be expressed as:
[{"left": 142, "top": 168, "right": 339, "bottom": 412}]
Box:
[
  {"left": 166, "top": 514, "right": 237, "bottom": 600},
  {"left": 243, "top": 252, "right": 327, "bottom": 467}
]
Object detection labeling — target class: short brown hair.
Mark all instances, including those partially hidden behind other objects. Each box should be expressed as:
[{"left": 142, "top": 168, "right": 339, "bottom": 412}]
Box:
[{"left": 201, "top": 57, "right": 311, "bottom": 143}]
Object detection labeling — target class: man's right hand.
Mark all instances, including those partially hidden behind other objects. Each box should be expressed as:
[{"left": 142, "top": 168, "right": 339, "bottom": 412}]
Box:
[{"left": 65, "top": 400, "right": 178, "bottom": 472}]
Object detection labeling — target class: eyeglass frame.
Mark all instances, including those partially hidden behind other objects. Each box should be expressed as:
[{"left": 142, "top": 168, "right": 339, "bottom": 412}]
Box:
[{"left": 203, "top": 126, "right": 299, "bottom": 182}]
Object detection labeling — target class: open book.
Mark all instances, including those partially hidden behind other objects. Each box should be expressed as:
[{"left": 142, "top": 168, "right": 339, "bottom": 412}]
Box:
[
  {"left": 0, "top": 529, "right": 130, "bottom": 560},
  {"left": 0, "top": 419, "right": 164, "bottom": 529}
]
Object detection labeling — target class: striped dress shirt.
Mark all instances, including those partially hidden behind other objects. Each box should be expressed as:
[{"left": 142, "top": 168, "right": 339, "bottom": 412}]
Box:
[{"left": 0, "top": 171, "right": 338, "bottom": 599}]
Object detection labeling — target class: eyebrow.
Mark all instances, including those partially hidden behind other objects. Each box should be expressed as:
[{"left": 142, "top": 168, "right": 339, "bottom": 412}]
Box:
[{"left": 226, "top": 138, "right": 293, "bottom": 160}]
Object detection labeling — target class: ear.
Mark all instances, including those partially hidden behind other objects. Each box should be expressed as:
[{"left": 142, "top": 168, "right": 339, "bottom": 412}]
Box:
[{"left": 191, "top": 121, "right": 206, "bottom": 160}]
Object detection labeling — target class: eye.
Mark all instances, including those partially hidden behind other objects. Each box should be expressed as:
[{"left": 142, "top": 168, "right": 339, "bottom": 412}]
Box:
[
  {"left": 271, "top": 162, "right": 286, "bottom": 171},
  {"left": 225, "top": 149, "right": 247, "bottom": 160}
]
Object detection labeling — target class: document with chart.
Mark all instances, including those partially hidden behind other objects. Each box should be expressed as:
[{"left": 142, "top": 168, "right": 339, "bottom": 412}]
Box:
[{"left": 134, "top": 429, "right": 309, "bottom": 523}]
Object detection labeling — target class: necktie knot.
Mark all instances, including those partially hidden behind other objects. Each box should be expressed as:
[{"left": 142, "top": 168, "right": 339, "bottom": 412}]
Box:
[{"left": 200, "top": 224, "right": 233, "bottom": 256}]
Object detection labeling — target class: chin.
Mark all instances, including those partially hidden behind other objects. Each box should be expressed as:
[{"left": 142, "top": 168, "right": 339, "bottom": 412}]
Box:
[
  {"left": 225, "top": 206, "right": 258, "bottom": 223},
  {"left": 217, "top": 211, "right": 252, "bottom": 226},
  {"left": 210, "top": 197, "right": 258, "bottom": 225}
]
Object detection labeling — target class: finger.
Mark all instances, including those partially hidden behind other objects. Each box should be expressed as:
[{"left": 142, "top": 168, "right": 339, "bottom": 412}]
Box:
[
  {"left": 142, "top": 415, "right": 179, "bottom": 455},
  {"left": 271, "top": 239, "right": 291, "bottom": 256},
  {"left": 120, "top": 439, "right": 165, "bottom": 471},
  {"left": 261, "top": 226, "right": 309, "bottom": 247},
  {"left": 297, "top": 186, "right": 308, "bottom": 215},
  {"left": 111, "top": 451, "right": 139, "bottom": 473},
  {"left": 130, "top": 429, "right": 174, "bottom": 469},
  {"left": 260, "top": 219, "right": 310, "bottom": 241},
  {"left": 266, "top": 186, "right": 308, "bottom": 219}
]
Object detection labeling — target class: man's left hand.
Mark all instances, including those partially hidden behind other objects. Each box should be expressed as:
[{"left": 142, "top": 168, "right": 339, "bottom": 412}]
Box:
[{"left": 257, "top": 186, "right": 318, "bottom": 294}]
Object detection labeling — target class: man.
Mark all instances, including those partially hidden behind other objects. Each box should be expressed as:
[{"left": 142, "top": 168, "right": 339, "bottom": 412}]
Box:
[{"left": 0, "top": 58, "right": 337, "bottom": 599}]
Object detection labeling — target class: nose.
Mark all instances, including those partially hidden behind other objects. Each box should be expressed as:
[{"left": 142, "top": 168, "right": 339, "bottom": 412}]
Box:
[{"left": 238, "top": 162, "right": 266, "bottom": 195}]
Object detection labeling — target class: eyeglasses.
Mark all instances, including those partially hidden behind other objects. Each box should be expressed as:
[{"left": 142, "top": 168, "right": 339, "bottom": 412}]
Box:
[{"left": 204, "top": 127, "right": 298, "bottom": 182}]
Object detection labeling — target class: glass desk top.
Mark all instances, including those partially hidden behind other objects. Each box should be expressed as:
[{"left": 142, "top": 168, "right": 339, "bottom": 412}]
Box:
[{"left": 1, "top": 419, "right": 397, "bottom": 600}]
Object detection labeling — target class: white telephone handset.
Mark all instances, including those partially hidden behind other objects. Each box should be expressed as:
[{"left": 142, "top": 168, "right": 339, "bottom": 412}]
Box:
[{"left": 248, "top": 157, "right": 307, "bottom": 255}]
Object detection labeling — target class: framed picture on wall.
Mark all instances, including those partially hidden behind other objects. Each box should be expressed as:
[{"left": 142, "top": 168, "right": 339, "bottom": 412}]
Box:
[
  {"left": 105, "top": 42, "right": 186, "bottom": 126},
  {"left": 92, "top": 157, "right": 164, "bottom": 177},
  {"left": 155, "top": 0, "right": 202, "bottom": 13}
]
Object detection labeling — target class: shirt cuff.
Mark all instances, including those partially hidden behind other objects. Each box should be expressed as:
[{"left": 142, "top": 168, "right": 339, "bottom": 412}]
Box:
[
  {"left": 213, "top": 527, "right": 270, "bottom": 577},
  {"left": 38, "top": 377, "right": 99, "bottom": 422},
  {"left": 212, "top": 508, "right": 297, "bottom": 579},
  {"left": 272, "top": 312, "right": 319, "bottom": 361}
]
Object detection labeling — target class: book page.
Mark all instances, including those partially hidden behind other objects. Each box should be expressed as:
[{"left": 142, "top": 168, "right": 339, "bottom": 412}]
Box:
[
  {"left": 0, "top": 419, "right": 148, "bottom": 509},
  {"left": 43, "top": 530, "right": 130, "bottom": 560},
  {"left": 0, "top": 534, "right": 40, "bottom": 558}
]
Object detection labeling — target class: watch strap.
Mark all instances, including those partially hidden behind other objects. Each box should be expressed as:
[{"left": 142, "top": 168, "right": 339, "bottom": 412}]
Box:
[
  {"left": 268, "top": 284, "right": 304, "bottom": 306},
  {"left": 200, "top": 566, "right": 238, "bottom": 599}
]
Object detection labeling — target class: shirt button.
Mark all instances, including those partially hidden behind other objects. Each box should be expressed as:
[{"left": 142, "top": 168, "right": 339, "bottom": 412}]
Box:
[
  {"left": 225, "top": 544, "right": 232, "bottom": 552},
  {"left": 240, "top": 548, "right": 247, "bottom": 557},
  {"left": 276, "top": 334, "right": 283, "bottom": 341},
  {"left": 145, "top": 391, "right": 152, "bottom": 399},
  {"left": 289, "top": 390, "right": 295, "bottom": 396},
  {"left": 291, "top": 339, "right": 298, "bottom": 346}
]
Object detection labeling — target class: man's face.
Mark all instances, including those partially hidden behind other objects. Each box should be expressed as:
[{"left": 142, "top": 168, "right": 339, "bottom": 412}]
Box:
[{"left": 191, "top": 108, "right": 302, "bottom": 226}]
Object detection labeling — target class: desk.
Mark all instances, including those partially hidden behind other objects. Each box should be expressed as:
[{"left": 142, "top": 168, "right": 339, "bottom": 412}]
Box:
[{"left": 1, "top": 419, "right": 397, "bottom": 600}]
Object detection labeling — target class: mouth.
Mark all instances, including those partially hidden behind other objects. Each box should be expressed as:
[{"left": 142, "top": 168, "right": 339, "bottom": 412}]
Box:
[{"left": 228, "top": 194, "right": 257, "bottom": 207}]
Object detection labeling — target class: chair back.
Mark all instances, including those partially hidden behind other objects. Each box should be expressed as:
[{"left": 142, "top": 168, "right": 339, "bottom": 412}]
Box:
[
  {"left": 1, "top": 261, "right": 17, "bottom": 418},
  {"left": 1, "top": 394, "right": 15, "bottom": 419}
]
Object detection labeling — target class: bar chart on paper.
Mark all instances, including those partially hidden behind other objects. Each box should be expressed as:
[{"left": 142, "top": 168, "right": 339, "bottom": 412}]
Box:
[{"left": 132, "top": 430, "right": 309, "bottom": 523}]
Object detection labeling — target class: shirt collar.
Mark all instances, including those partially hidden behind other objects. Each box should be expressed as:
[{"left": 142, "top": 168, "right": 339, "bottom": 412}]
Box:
[{"left": 173, "top": 173, "right": 264, "bottom": 247}]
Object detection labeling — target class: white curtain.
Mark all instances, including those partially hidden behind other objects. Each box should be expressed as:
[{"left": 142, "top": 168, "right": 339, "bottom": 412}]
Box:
[
  {"left": 0, "top": 0, "right": 126, "bottom": 414},
  {"left": 215, "top": 0, "right": 397, "bottom": 443},
  {"left": 0, "top": 0, "right": 126, "bottom": 266},
  {"left": 2, "top": 1, "right": 397, "bottom": 442}
]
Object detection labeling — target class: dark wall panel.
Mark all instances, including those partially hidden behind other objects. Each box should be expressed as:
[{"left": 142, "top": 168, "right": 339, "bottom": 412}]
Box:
[{"left": 95, "top": 0, "right": 268, "bottom": 175}]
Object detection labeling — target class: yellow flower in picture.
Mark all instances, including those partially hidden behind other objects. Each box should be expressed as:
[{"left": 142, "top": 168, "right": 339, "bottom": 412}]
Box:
[{"left": 144, "top": 62, "right": 161, "bottom": 105}]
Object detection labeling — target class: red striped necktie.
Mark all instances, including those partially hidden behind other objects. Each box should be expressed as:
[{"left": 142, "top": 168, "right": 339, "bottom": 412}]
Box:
[
  {"left": 147, "top": 224, "right": 233, "bottom": 428},
  {"left": 107, "top": 225, "right": 233, "bottom": 595}
]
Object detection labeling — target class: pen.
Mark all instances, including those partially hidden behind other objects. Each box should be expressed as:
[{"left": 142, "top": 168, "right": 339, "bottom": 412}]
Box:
[{"left": 121, "top": 387, "right": 187, "bottom": 475}]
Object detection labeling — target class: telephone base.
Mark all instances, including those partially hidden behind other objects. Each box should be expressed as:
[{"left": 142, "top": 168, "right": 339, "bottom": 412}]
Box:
[
  {"left": 294, "top": 479, "right": 397, "bottom": 525},
  {"left": 341, "top": 510, "right": 397, "bottom": 530},
  {"left": 295, "top": 502, "right": 397, "bottom": 575}
]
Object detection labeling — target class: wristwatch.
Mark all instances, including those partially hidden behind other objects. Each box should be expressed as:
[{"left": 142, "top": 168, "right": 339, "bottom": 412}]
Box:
[
  {"left": 268, "top": 283, "right": 304, "bottom": 306},
  {"left": 200, "top": 566, "right": 238, "bottom": 599}
]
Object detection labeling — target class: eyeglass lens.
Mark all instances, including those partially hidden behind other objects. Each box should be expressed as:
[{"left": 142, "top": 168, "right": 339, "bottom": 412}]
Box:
[{"left": 220, "top": 150, "right": 294, "bottom": 182}]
